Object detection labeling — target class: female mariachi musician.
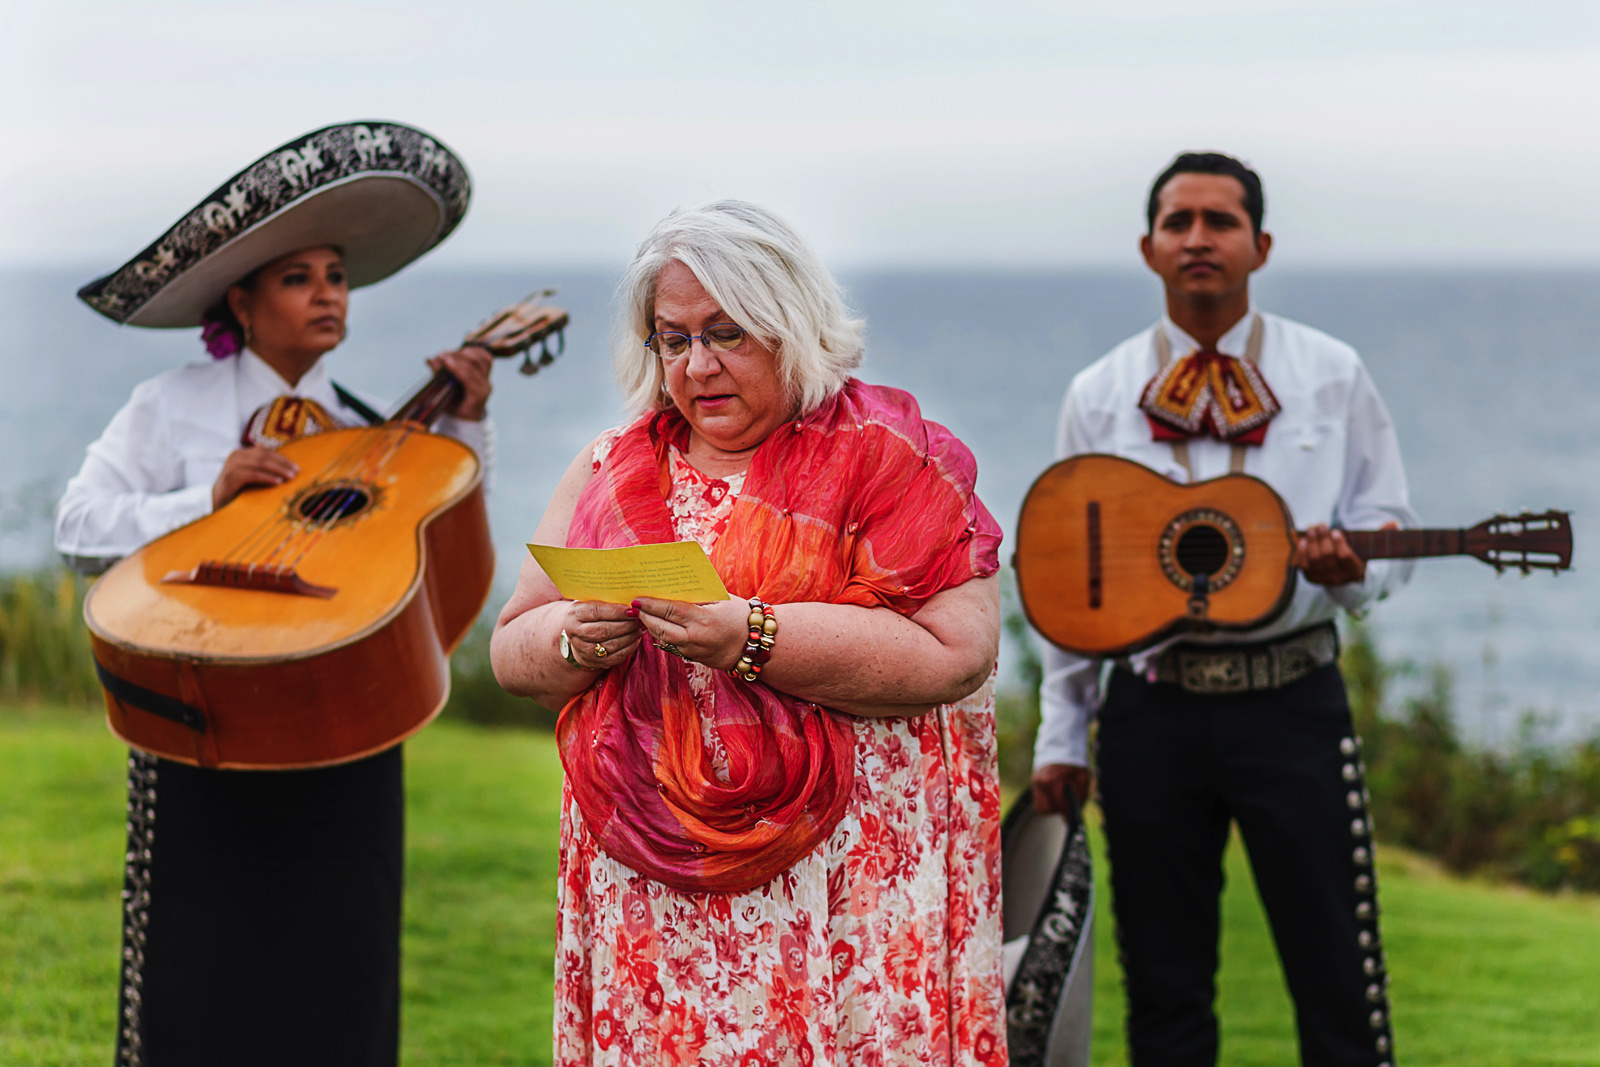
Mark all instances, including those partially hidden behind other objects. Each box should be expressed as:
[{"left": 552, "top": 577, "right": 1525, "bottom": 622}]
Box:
[{"left": 55, "top": 122, "right": 492, "bottom": 1067}]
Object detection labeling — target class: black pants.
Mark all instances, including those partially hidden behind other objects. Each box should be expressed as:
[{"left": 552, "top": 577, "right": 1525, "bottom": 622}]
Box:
[
  {"left": 115, "top": 747, "right": 404, "bottom": 1067},
  {"left": 1097, "top": 664, "right": 1395, "bottom": 1067}
]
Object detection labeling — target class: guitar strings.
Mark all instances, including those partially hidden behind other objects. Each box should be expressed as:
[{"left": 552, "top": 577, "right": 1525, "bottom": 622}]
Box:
[
  {"left": 217, "top": 422, "right": 409, "bottom": 567},
  {"left": 231, "top": 404, "right": 438, "bottom": 573},
  {"left": 217, "top": 426, "right": 386, "bottom": 563},
  {"left": 215, "top": 358, "right": 468, "bottom": 568},
  {"left": 281, "top": 423, "right": 424, "bottom": 571},
  {"left": 219, "top": 364, "right": 454, "bottom": 566},
  {"left": 274, "top": 372, "right": 480, "bottom": 568},
  {"left": 262, "top": 422, "right": 418, "bottom": 565},
  {"left": 247, "top": 429, "right": 400, "bottom": 566}
]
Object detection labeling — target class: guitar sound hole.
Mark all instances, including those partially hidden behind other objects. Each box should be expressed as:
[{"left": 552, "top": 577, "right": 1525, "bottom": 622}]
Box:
[
  {"left": 298, "top": 486, "right": 372, "bottom": 521},
  {"left": 1176, "top": 524, "right": 1230, "bottom": 576}
]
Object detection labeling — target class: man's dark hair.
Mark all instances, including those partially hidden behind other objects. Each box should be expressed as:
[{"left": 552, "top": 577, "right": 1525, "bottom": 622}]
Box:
[{"left": 1146, "top": 152, "right": 1265, "bottom": 236}]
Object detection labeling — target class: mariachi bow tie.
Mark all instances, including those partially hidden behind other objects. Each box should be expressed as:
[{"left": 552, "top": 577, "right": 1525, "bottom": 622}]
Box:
[
  {"left": 1139, "top": 316, "right": 1280, "bottom": 444},
  {"left": 241, "top": 395, "right": 344, "bottom": 449}
]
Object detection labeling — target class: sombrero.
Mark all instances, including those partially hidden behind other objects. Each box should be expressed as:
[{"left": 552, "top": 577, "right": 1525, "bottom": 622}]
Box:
[
  {"left": 78, "top": 120, "right": 470, "bottom": 328},
  {"left": 1001, "top": 790, "right": 1095, "bottom": 1067}
]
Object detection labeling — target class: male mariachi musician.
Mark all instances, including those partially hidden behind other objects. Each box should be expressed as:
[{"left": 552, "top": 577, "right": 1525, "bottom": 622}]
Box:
[
  {"left": 1030, "top": 152, "right": 1417, "bottom": 1067},
  {"left": 54, "top": 122, "right": 492, "bottom": 1067}
]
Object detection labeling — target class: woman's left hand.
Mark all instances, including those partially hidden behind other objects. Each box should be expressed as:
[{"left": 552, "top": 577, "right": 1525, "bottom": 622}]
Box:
[
  {"left": 428, "top": 346, "right": 494, "bottom": 421},
  {"left": 632, "top": 595, "right": 751, "bottom": 670}
]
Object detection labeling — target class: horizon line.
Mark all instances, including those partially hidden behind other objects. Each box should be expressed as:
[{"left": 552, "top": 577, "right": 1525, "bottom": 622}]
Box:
[{"left": 6, "top": 257, "right": 1600, "bottom": 276}]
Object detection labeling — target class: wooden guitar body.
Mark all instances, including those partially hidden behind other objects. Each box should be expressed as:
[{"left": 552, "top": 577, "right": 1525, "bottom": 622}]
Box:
[
  {"left": 1015, "top": 454, "right": 1298, "bottom": 656},
  {"left": 85, "top": 428, "right": 492, "bottom": 769}
]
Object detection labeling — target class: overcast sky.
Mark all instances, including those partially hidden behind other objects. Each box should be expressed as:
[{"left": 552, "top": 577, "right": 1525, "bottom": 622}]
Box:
[{"left": 3, "top": 0, "right": 1598, "bottom": 269}]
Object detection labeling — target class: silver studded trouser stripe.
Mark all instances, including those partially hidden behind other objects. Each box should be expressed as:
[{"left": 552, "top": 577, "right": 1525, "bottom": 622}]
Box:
[
  {"left": 1341, "top": 735, "right": 1397, "bottom": 1065},
  {"left": 115, "top": 751, "right": 158, "bottom": 1067}
]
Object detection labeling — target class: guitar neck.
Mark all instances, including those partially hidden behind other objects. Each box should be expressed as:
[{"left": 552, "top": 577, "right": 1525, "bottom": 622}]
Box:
[
  {"left": 389, "top": 369, "right": 464, "bottom": 427},
  {"left": 1314, "top": 528, "right": 1464, "bottom": 561}
]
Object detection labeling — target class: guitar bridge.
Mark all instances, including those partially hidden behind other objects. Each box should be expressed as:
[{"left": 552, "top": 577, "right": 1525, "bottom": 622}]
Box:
[{"left": 163, "top": 561, "right": 337, "bottom": 598}]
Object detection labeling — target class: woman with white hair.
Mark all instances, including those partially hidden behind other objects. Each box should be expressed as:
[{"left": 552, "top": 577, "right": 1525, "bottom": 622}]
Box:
[{"left": 492, "top": 200, "right": 1007, "bottom": 1064}]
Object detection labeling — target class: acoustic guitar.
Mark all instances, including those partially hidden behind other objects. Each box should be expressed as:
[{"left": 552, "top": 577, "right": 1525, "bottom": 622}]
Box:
[
  {"left": 84, "top": 293, "right": 569, "bottom": 769},
  {"left": 1014, "top": 454, "right": 1573, "bottom": 657}
]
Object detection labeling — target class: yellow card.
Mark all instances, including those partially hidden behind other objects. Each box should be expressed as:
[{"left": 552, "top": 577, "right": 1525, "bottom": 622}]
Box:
[{"left": 526, "top": 541, "right": 730, "bottom": 604}]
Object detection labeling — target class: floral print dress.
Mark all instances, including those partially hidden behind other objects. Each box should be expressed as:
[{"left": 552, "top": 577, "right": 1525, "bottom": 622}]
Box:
[{"left": 553, "top": 431, "right": 1007, "bottom": 1066}]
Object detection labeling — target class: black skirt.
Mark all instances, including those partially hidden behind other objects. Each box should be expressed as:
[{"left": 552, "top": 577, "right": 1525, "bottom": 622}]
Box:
[{"left": 115, "top": 747, "right": 404, "bottom": 1067}]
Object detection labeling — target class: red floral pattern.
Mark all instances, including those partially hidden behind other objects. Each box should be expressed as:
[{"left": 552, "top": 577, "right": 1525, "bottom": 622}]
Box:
[{"left": 560, "top": 431, "right": 1005, "bottom": 1065}]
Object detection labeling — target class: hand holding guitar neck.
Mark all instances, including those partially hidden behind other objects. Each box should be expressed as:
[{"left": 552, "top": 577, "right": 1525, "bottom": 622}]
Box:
[
  {"left": 1295, "top": 522, "right": 1399, "bottom": 586},
  {"left": 425, "top": 346, "right": 494, "bottom": 421}
]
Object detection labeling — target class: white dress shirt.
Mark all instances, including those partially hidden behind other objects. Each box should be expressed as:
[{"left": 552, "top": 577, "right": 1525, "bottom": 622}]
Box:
[
  {"left": 1033, "top": 308, "right": 1418, "bottom": 768},
  {"left": 55, "top": 349, "right": 495, "bottom": 570}
]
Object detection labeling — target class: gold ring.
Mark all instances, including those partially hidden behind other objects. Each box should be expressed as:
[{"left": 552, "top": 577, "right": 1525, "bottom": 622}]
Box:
[{"left": 593, "top": 643, "right": 608, "bottom": 658}]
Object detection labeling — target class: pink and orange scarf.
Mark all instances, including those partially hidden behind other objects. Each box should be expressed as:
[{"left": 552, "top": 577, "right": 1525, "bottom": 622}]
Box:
[{"left": 559, "top": 379, "right": 1001, "bottom": 894}]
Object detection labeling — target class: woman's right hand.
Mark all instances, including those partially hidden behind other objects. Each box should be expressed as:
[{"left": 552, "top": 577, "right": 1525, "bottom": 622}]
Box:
[
  {"left": 559, "top": 600, "right": 643, "bottom": 671},
  {"left": 212, "top": 447, "right": 299, "bottom": 510}
]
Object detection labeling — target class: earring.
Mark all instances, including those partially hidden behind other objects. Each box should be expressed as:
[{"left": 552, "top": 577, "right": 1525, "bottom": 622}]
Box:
[{"left": 242, "top": 319, "right": 254, "bottom": 346}]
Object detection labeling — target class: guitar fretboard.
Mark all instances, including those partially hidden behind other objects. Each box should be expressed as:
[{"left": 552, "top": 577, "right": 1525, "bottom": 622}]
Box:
[{"left": 1333, "top": 528, "right": 1465, "bottom": 560}]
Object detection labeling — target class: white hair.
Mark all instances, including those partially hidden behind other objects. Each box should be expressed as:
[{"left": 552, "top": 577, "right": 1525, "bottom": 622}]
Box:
[{"left": 613, "top": 200, "right": 865, "bottom": 416}]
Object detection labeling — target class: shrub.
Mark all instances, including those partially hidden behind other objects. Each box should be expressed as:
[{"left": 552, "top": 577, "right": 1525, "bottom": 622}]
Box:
[
  {"left": 442, "top": 616, "right": 557, "bottom": 731},
  {"left": 1341, "top": 621, "right": 1600, "bottom": 893},
  {"left": 0, "top": 569, "right": 100, "bottom": 706}
]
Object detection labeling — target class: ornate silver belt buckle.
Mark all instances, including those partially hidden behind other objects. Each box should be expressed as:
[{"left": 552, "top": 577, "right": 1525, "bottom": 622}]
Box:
[{"left": 1180, "top": 651, "right": 1249, "bottom": 693}]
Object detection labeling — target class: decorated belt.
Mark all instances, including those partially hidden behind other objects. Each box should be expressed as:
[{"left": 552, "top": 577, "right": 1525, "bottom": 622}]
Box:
[{"left": 1145, "top": 623, "right": 1340, "bottom": 694}]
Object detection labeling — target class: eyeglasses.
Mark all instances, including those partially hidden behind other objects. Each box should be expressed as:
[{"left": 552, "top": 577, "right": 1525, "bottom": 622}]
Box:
[{"left": 645, "top": 323, "right": 749, "bottom": 361}]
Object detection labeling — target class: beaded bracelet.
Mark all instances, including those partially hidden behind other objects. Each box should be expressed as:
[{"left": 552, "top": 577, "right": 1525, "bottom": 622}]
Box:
[{"left": 729, "top": 596, "right": 777, "bottom": 682}]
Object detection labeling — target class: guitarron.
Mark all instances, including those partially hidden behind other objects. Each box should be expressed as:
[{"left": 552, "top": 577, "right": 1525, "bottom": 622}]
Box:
[
  {"left": 1015, "top": 454, "right": 1573, "bottom": 657},
  {"left": 84, "top": 293, "right": 568, "bottom": 769}
]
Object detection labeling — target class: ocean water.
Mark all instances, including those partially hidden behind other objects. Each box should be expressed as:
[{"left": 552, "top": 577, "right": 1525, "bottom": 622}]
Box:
[{"left": 5, "top": 264, "right": 1598, "bottom": 743}]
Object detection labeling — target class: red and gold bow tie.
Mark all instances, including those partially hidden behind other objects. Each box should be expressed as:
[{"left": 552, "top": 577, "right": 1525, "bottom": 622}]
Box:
[
  {"left": 1139, "top": 347, "right": 1280, "bottom": 444},
  {"left": 241, "top": 395, "right": 344, "bottom": 449}
]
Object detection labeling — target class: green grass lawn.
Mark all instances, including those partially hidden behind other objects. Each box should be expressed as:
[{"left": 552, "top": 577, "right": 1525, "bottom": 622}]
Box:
[
  {"left": 1085, "top": 816, "right": 1600, "bottom": 1066},
  {"left": 4, "top": 710, "right": 1598, "bottom": 1065},
  {"left": 0, "top": 709, "right": 566, "bottom": 1067}
]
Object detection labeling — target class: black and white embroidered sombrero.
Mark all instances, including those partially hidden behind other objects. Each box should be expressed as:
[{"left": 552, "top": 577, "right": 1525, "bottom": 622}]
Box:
[
  {"left": 1002, "top": 790, "right": 1095, "bottom": 1067},
  {"left": 78, "top": 121, "right": 470, "bottom": 328}
]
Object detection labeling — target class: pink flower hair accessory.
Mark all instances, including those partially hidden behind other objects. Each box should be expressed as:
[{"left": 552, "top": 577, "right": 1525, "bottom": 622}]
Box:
[{"left": 200, "top": 309, "right": 242, "bottom": 360}]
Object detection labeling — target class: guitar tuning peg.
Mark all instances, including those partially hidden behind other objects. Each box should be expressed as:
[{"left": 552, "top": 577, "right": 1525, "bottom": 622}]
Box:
[
  {"left": 539, "top": 338, "right": 555, "bottom": 367},
  {"left": 519, "top": 351, "right": 539, "bottom": 376}
]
